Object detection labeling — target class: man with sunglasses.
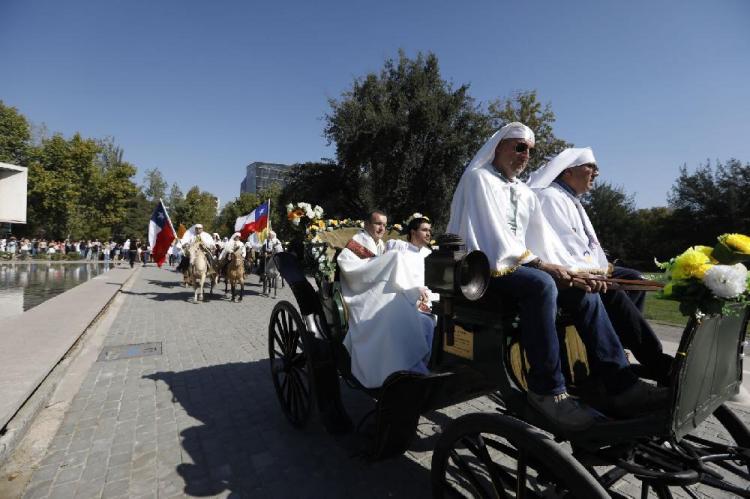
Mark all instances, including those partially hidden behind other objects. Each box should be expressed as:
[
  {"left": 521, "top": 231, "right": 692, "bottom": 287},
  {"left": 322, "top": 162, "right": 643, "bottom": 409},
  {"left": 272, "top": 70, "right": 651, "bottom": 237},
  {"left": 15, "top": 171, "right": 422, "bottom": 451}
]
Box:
[
  {"left": 528, "top": 148, "right": 673, "bottom": 384},
  {"left": 447, "top": 123, "right": 668, "bottom": 432}
]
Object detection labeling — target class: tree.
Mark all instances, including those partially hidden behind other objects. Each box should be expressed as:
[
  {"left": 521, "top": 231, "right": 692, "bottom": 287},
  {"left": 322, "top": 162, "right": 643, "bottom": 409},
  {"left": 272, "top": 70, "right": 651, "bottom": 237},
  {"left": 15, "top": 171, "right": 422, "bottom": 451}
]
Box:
[
  {"left": 581, "top": 182, "right": 637, "bottom": 263},
  {"left": 25, "top": 133, "right": 101, "bottom": 238},
  {"left": 667, "top": 159, "right": 750, "bottom": 248},
  {"left": 166, "top": 183, "right": 184, "bottom": 212},
  {"left": 325, "top": 50, "right": 490, "bottom": 227},
  {"left": 279, "top": 161, "right": 361, "bottom": 218},
  {"left": 0, "top": 100, "right": 31, "bottom": 165},
  {"left": 487, "top": 90, "right": 571, "bottom": 175},
  {"left": 142, "top": 167, "right": 168, "bottom": 203},
  {"left": 177, "top": 186, "right": 218, "bottom": 232}
]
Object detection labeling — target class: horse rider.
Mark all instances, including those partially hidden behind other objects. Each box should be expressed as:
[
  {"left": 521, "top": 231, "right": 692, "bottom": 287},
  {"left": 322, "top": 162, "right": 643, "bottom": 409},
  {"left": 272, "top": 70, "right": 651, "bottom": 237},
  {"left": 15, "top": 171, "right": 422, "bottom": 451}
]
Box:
[
  {"left": 218, "top": 232, "right": 246, "bottom": 273},
  {"left": 179, "top": 224, "right": 217, "bottom": 270}
]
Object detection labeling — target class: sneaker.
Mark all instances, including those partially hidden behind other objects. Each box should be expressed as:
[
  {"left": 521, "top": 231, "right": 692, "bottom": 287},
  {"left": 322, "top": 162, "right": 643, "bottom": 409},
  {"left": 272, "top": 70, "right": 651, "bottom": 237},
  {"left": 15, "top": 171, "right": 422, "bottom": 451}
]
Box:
[
  {"left": 527, "top": 391, "right": 606, "bottom": 432},
  {"left": 608, "top": 379, "right": 670, "bottom": 417}
]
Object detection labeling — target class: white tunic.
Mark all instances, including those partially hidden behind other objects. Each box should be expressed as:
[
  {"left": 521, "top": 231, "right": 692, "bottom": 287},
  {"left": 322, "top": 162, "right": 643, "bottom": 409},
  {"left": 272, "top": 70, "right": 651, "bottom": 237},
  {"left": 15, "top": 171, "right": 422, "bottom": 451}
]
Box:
[
  {"left": 219, "top": 238, "right": 247, "bottom": 260},
  {"left": 447, "top": 163, "right": 578, "bottom": 273},
  {"left": 535, "top": 183, "right": 609, "bottom": 273},
  {"left": 338, "top": 236, "right": 431, "bottom": 388}
]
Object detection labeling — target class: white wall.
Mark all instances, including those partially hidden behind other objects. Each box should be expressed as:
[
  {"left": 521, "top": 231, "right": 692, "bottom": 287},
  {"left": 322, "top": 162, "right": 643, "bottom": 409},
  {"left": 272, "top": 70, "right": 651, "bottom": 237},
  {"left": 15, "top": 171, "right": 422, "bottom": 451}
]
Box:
[{"left": 0, "top": 162, "right": 28, "bottom": 224}]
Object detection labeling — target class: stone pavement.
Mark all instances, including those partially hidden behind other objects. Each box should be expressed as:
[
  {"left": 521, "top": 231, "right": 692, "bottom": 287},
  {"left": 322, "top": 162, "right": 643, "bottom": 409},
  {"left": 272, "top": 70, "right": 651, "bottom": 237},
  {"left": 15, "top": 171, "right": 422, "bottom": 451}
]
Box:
[{"left": 18, "top": 266, "right": 750, "bottom": 498}]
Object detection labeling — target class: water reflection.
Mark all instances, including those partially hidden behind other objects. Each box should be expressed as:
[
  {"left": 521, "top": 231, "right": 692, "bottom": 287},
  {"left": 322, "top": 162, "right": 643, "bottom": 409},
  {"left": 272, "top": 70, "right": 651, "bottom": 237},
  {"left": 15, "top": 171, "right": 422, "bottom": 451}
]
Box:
[{"left": 0, "top": 262, "right": 112, "bottom": 318}]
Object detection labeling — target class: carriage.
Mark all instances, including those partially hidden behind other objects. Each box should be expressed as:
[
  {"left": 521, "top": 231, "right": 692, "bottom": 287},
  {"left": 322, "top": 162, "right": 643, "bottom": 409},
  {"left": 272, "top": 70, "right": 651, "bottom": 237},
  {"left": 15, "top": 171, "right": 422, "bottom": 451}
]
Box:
[{"left": 267, "top": 234, "right": 750, "bottom": 497}]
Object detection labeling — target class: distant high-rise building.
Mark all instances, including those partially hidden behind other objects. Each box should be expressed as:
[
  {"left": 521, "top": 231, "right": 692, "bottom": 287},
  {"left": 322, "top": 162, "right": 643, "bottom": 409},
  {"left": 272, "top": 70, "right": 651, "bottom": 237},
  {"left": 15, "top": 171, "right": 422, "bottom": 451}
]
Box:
[{"left": 240, "top": 162, "right": 293, "bottom": 194}]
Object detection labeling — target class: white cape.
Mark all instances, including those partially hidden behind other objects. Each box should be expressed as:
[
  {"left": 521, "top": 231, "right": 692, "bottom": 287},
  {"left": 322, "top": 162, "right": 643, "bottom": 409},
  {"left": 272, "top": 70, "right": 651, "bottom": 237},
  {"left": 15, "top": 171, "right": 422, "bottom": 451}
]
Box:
[
  {"left": 338, "top": 249, "right": 431, "bottom": 388},
  {"left": 447, "top": 163, "right": 578, "bottom": 273},
  {"left": 534, "top": 183, "right": 609, "bottom": 273}
]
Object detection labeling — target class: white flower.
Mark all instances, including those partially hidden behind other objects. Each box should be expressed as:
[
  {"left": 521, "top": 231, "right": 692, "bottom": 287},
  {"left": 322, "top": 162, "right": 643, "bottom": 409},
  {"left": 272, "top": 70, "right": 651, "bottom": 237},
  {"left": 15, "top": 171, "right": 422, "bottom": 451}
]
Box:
[
  {"left": 285, "top": 203, "right": 294, "bottom": 212},
  {"left": 313, "top": 205, "right": 324, "bottom": 218},
  {"left": 305, "top": 208, "right": 315, "bottom": 219},
  {"left": 291, "top": 217, "right": 301, "bottom": 226},
  {"left": 702, "top": 263, "right": 748, "bottom": 299}
]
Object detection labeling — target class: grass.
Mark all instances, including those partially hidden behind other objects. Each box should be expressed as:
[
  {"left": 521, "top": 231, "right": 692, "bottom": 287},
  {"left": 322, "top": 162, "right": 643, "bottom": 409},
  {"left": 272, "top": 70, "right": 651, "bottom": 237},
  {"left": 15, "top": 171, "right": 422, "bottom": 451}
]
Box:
[{"left": 643, "top": 293, "right": 688, "bottom": 327}]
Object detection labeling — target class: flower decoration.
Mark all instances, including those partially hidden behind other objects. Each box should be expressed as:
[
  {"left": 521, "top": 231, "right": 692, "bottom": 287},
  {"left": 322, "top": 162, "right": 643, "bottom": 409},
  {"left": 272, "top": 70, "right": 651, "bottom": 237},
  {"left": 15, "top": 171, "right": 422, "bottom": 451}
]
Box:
[
  {"left": 657, "top": 233, "right": 750, "bottom": 317},
  {"left": 404, "top": 212, "right": 429, "bottom": 226}
]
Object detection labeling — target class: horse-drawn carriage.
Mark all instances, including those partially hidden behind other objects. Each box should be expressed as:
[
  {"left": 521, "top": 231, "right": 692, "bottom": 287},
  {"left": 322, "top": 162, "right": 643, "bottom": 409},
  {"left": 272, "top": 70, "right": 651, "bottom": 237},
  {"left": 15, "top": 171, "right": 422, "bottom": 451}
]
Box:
[{"left": 268, "top": 234, "right": 750, "bottom": 497}]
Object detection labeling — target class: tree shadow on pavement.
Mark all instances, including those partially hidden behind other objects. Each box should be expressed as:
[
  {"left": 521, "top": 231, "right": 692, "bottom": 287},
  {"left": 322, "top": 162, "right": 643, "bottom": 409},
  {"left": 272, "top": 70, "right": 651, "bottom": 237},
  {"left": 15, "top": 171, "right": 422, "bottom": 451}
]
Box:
[{"left": 145, "top": 361, "right": 435, "bottom": 498}]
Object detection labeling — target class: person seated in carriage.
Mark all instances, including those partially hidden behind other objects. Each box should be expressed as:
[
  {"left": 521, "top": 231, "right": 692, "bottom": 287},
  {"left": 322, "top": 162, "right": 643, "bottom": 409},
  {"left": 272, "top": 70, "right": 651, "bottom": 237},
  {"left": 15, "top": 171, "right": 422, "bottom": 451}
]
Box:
[
  {"left": 385, "top": 214, "right": 435, "bottom": 313},
  {"left": 528, "top": 147, "right": 674, "bottom": 384},
  {"left": 447, "top": 122, "right": 668, "bottom": 431},
  {"left": 337, "top": 210, "right": 435, "bottom": 388}
]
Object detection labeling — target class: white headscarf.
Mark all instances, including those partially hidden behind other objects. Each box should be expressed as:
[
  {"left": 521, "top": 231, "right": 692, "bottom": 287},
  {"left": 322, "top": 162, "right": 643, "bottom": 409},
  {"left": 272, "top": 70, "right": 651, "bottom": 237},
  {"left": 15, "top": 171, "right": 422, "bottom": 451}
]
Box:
[
  {"left": 526, "top": 147, "right": 596, "bottom": 189},
  {"left": 464, "top": 122, "right": 536, "bottom": 174}
]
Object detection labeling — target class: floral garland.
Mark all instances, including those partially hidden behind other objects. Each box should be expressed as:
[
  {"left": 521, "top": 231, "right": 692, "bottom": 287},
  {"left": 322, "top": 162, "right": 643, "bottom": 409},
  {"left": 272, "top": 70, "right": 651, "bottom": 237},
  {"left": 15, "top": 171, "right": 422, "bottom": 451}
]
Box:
[{"left": 656, "top": 233, "right": 750, "bottom": 317}]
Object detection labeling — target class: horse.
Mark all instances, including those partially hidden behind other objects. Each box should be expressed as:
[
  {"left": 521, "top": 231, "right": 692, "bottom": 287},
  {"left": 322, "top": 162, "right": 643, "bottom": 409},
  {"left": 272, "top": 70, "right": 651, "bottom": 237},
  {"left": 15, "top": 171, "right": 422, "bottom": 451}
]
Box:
[
  {"left": 261, "top": 250, "right": 279, "bottom": 297},
  {"left": 188, "top": 243, "right": 215, "bottom": 302},
  {"left": 224, "top": 247, "right": 245, "bottom": 302}
]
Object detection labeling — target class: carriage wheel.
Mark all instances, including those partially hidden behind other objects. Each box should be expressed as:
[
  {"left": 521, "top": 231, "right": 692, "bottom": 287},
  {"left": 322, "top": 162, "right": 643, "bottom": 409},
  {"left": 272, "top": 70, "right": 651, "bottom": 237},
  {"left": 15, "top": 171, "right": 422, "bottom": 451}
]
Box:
[
  {"left": 268, "top": 301, "right": 313, "bottom": 427},
  {"left": 431, "top": 413, "right": 608, "bottom": 499}
]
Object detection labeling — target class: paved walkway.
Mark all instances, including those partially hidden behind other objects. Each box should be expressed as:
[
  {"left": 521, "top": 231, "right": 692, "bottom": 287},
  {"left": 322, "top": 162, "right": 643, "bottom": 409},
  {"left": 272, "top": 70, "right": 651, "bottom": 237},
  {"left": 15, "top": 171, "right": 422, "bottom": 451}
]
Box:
[{"left": 15, "top": 267, "right": 750, "bottom": 498}]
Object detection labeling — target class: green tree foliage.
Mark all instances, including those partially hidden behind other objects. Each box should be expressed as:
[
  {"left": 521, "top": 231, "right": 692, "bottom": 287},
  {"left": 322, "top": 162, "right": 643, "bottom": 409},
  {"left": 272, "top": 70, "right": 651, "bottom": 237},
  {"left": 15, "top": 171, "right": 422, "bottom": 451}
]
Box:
[
  {"left": 279, "top": 162, "right": 360, "bottom": 217},
  {"left": 668, "top": 159, "right": 750, "bottom": 244},
  {"left": 581, "top": 182, "right": 637, "bottom": 263},
  {"left": 142, "top": 167, "right": 168, "bottom": 202},
  {"left": 0, "top": 100, "right": 31, "bottom": 165},
  {"left": 487, "top": 91, "right": 572, "bottom": 175},
  {"left": 324, "top": 51, "right": 490, "bottom": 227},
  {"left": 175, "top": 186, "right": 218, "bottom": 232}
]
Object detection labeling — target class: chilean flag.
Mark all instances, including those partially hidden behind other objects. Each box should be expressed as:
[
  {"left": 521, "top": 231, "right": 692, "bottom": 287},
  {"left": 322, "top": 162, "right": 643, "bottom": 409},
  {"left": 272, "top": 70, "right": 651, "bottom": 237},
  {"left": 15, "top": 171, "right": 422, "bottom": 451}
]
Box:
[
  {"left": 148, "top": 200, "right": 177, "bottom": 268},
  {"left": 235, "top": 201, "right": 269, "bottom": 240}
]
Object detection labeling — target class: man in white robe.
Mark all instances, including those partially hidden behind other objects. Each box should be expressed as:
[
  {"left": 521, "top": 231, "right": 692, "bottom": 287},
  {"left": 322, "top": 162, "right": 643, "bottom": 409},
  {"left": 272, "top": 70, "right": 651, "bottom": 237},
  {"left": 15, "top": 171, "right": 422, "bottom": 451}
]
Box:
[
  {"left": 448, "top": 122, "right": 667, "bottom": 430},
  {"left": 179, "top": 224, "right": 217, "bottom": 269},
  {"left": 528, "top": 148, "right": 673, "bottom": 383},
  {"left": 337, "top": 210, "right": 433, "bottom": 388}
]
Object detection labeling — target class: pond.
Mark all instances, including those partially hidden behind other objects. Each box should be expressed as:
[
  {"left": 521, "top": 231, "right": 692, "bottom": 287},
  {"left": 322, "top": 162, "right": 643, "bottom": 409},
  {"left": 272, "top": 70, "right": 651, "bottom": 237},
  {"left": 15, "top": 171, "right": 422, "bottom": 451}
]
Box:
[{"left": 0, "top": 262, "right": 113, "bottom": 318}]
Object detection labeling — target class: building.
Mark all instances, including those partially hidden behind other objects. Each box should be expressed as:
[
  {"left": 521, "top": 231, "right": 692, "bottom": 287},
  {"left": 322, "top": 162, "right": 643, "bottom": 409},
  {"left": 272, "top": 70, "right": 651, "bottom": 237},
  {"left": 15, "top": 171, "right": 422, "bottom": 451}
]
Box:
[
  {"left": 0, "top": 162, "right": 27, "bottom": 225},
  {"left": 240, "top": 162, "right": 293, "bottom": 194}
]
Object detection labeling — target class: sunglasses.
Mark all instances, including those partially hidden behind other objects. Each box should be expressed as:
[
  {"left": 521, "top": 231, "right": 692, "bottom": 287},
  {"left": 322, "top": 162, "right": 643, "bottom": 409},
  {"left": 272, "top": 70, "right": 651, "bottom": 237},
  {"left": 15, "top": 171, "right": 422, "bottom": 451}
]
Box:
[{"left": 514, "top": 143, "right": 533, "bottom": 153}]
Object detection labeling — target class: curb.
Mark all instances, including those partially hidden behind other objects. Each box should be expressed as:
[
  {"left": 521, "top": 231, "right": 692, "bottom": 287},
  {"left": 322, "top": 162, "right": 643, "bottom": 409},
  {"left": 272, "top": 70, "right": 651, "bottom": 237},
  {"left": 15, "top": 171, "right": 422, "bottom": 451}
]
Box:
[{"left": 0, "top": 268, "right": 140, "bottom": 466}]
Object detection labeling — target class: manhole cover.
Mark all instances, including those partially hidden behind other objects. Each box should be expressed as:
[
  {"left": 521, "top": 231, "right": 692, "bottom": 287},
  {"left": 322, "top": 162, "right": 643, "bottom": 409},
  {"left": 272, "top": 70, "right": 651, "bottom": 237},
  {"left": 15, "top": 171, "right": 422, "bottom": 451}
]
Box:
[{"left": 97, "top": 342, "right": 162, "bottom": 361}]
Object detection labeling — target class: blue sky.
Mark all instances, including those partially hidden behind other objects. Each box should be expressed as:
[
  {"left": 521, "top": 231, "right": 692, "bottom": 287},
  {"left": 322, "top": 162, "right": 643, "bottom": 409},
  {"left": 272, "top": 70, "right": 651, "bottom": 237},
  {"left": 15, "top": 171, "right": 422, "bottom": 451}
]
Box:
[{"left": 1, "top": 0, "right": 748, "bottom": 208}]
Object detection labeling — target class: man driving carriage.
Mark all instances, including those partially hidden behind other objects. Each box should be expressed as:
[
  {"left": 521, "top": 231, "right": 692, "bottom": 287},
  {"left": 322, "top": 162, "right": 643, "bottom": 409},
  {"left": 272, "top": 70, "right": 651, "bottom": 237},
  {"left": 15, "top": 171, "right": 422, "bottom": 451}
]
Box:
[
  {"left": 528, "top": 147, "right": 674, "bottom": 384},
  {"left": 447, "top": 122, "right": 668, "bottom": 431}
]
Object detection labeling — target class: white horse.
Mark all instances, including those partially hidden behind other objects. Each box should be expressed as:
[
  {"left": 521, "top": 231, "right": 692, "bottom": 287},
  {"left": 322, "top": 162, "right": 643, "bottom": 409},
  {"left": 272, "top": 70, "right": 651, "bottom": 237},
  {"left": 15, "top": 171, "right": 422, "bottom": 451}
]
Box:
[{"left": 188, "top": 243, "right": 214, "bottom": 302}]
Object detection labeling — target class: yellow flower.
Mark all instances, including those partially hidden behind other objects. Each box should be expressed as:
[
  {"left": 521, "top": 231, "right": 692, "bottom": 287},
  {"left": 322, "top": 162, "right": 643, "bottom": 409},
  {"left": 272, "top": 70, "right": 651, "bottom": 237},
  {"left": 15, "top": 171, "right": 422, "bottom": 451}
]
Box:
[
  {"left": 663, "top": 282, "right": 673, "bottom": 297},
  {"left": 723, "top": 233, "right": 750, "bottom": 254},
  {"left": 671, "top": 248, "right": 712, "bottom": 280}
]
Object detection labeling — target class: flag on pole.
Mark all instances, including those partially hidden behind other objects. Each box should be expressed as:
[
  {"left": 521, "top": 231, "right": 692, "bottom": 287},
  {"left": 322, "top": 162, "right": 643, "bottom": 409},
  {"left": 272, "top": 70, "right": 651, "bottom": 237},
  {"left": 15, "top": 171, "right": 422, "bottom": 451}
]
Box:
[
  {"left": 235, "top": 201, "right": 269, "bottom": 241},
  {"left": 148, "top": 199, "right": 177, "bottom": 268}
]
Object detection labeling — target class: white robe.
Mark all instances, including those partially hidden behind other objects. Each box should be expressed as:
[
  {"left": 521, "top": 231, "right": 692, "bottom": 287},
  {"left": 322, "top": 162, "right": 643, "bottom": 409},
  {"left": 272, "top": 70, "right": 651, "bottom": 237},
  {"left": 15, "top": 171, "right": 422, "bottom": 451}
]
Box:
[
  {"left": 338, "top": 241, "right": 431, "bottom": 388},
  {"left": 219, "top": 238, "right": 246, "bottom": 260},
  {"left": 351, "top": 230, "right": 384, "bottom": 256},
  {"left": 534, "top": 183, "right": 609, "bottom": 273},
  {"left": 180, "top": 227, "right": 215, "bottom": 249},
  {"left": 447, "top": 163, "right": 578, "bottom": 273}
]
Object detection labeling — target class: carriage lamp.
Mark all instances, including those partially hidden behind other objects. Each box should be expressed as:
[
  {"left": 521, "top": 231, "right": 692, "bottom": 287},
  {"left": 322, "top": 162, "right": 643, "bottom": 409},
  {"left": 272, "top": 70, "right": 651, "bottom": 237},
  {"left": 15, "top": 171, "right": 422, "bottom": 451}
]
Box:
[
  {"left": 424, "top": 234, "right": 490, "bottom": 301},
  {"left": 425, "top": 234, "right": 490, "bottom": 347}
]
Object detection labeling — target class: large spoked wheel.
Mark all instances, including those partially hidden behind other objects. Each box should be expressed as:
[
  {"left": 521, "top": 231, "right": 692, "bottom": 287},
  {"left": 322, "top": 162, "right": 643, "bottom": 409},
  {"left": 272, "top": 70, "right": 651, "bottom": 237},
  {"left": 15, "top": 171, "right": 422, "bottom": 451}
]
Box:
[
  {"left": 431, "top": 413, "right": 608, "bottom": 498},
  {"left": 269, "top": 301, "right": 313, "bottom": 427}
]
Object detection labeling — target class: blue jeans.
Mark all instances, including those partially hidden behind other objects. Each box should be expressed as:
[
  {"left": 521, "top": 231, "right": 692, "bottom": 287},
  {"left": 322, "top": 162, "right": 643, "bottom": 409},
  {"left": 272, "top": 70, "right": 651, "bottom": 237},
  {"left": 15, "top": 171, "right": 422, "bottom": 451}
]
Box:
[{"left": 490, "top": 266, "right": 635, "bottom": 396}]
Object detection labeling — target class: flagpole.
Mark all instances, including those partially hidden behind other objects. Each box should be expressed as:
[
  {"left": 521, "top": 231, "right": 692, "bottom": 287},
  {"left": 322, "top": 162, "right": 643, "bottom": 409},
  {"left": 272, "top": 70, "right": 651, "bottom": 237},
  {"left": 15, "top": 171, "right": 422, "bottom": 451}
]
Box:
[
  {"left": 267, "top": 198, "right": 271, "bottom": 234},
  {"left": 160, "top": 198, "right": 178, "bottom": 241}
]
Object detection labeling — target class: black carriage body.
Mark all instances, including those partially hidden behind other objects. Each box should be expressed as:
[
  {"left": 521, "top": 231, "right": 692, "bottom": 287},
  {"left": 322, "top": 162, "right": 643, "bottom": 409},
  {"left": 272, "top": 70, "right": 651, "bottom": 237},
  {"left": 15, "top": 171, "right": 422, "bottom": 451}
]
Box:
[{"left": 270, "top": 244, "right": 750, "bottom": 497}]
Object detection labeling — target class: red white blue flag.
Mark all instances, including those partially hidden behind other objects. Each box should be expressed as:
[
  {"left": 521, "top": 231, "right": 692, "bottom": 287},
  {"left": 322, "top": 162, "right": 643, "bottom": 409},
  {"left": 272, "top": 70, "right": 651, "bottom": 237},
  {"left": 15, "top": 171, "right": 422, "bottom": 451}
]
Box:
[
  {"left": 235, "top": 201, "right": 269, "bottom": 241},
  {"left": 148, "top": 199, "right": 177, "bottom": 267}
]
